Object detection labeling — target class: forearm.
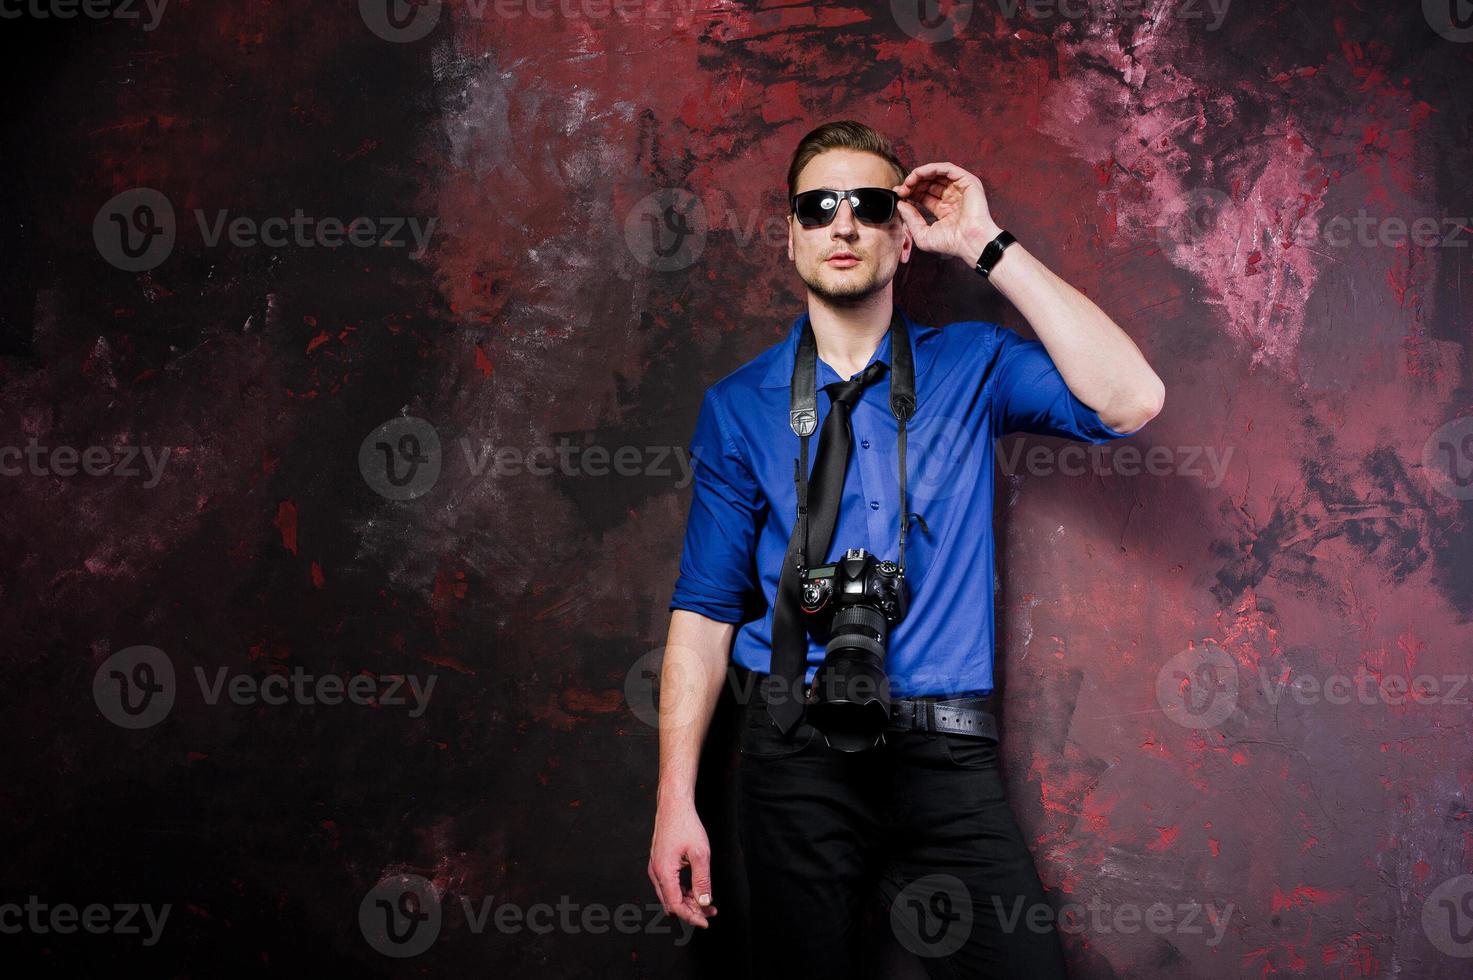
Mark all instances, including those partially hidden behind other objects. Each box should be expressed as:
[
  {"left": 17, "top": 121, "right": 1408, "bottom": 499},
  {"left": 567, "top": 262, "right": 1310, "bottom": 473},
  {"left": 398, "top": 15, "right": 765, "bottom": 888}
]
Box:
[
  {"left": 972, "top": 225, "right": 1164, "bottom": 432},
  {"left": 655, "top": 609, "right": 736, "bottom": 809}
]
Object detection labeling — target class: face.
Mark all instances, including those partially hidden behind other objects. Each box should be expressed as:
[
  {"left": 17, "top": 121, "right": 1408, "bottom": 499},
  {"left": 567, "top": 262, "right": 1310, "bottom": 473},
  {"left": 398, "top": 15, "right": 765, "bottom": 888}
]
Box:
[{"left": 787, "top": 148, "right": 912, "bottom": 304}]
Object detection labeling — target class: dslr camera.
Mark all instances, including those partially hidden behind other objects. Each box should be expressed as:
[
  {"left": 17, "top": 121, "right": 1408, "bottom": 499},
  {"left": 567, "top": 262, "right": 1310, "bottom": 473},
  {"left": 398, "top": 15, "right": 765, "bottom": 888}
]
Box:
[{"left": 798, "top": 547, "right": 909, "bottom": 751}]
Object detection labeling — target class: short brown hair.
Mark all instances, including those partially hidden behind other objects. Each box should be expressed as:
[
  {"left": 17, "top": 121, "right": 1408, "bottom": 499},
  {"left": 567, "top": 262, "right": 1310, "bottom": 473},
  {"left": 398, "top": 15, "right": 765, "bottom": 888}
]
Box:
[{"left": 786, "top": 120, "right": 907, "bottom": 203}]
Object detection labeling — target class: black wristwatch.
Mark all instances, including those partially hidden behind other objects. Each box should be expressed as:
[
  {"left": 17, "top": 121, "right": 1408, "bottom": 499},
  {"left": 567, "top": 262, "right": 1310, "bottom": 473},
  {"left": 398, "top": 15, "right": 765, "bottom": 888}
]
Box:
[{"left": 973, "top": 229, "right": 1017, "bottom": 280}]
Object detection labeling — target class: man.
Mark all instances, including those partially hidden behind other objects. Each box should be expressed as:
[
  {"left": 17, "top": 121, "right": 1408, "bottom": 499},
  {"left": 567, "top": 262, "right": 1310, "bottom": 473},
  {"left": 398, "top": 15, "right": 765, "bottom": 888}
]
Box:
[{"left": 647, "top": 120, "right": 1164, "bottom": 978}]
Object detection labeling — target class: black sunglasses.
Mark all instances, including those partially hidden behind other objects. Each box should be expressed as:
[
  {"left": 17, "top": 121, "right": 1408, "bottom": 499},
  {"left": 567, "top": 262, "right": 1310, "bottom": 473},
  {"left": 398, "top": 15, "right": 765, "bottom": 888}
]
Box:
[{"left": 790, "top": 187, "right": 900, "bottom": 227}]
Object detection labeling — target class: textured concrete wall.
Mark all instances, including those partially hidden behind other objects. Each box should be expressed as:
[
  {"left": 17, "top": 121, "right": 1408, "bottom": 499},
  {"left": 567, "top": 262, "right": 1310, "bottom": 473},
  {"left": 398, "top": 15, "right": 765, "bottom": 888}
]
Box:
[{"left": 3, "top": 1, "right": 1471, "bottom": 976}]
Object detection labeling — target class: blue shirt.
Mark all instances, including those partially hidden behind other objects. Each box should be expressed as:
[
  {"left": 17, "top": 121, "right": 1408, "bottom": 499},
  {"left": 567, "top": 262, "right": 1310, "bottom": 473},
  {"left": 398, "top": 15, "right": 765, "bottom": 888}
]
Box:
[{"left": 669, "top": 307, "right": 1147, "bottom": 697}]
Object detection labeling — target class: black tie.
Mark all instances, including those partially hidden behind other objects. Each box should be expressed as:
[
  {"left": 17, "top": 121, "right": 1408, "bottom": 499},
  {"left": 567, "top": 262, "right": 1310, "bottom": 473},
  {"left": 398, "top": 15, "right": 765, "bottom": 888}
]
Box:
[{"left": 767, "top": 359, "right": 887, "bottom": 734}]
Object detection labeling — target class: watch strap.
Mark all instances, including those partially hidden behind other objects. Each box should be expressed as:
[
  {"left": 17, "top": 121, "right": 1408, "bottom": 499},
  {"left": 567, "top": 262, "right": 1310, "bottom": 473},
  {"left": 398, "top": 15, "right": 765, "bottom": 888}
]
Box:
[{"left": 973, "top": 229, "right": 1017, "bottom": 279}]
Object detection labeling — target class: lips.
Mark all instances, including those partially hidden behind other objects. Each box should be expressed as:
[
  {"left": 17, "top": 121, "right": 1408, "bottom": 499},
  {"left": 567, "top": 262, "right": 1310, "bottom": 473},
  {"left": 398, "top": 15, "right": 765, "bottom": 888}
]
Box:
[{"left": 827, "top": 253, "right": 859, "bottom": 267}]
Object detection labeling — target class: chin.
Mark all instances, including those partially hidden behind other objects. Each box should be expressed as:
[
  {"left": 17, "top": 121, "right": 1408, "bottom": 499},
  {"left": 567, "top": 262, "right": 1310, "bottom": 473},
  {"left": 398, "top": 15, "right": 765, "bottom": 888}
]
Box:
[{"left": 800, "top": 264, "right": 886, "bottom": 302}]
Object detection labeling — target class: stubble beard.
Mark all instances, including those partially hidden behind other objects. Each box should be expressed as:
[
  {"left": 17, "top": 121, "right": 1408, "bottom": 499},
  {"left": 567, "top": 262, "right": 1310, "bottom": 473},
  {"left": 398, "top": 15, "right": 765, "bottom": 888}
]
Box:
[{"left": 798, "top": 257, "right": 891, "bottom": 305}]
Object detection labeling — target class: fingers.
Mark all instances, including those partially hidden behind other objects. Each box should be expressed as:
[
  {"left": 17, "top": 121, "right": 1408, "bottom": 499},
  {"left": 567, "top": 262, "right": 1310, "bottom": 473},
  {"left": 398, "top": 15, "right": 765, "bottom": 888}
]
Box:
[
  {"left": 689, "top": 848, "right": 714, "bottom": 914},
  {"left": 897, "top": 201, "right": 937, "bottom": 253},
  {"left": 650, "top": 851, "right": 718, "bottom": 930},
  {"left": 899, "top": 161, "right": 975, "bottom": 189},
  {"left": 897, "top": 199, "right": 928, "bottom": 234},
  {"left": 676, "top": 847, "right": 717, "bottom": 928},
  {"left": 678, "top": 888, "right": 718, "bottom": 928},
  {"left": 912, "top": 185, "right": 949, "bottom": 213},
  {"left": 897, "top": 162, "right": 980, "bottom": 216},
  {"left": 648, "top": 858, "right": 675, "bottom": 919},
  {"left": 660, "top": 861, "right": 693, "bottom": 924}
]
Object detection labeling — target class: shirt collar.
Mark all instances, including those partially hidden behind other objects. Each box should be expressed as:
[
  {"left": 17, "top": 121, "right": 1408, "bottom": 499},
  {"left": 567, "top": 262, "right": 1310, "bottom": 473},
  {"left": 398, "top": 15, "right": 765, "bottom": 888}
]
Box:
[{"left": 758, "top": 307, "right": 932, "bottom": 389}]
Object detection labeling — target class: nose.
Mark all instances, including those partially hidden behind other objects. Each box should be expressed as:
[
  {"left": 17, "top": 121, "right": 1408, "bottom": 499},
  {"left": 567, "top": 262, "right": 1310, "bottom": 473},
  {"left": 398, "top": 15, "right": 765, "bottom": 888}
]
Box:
[{"left": 830, "top": 196, "right": 858, "bottom": 237}]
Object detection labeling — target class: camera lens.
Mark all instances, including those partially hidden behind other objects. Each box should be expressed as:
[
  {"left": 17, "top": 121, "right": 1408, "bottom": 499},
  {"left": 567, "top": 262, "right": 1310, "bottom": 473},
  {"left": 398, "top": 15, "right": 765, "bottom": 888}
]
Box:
[{"left": 806, "top": 606, "right": 892, "bottom": 751}]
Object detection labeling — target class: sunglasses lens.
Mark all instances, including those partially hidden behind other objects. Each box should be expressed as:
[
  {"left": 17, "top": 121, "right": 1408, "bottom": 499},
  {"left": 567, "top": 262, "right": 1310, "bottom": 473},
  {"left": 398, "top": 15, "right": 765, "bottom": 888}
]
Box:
[
  {"left": 793, "top": 190, "right": 840, "bottom": 226},
  {"left": 792, "top": 189, "right": 896, "bottom": 226},
  {"left": 850, "top": 188, "right": 897, "bottom": 223}
]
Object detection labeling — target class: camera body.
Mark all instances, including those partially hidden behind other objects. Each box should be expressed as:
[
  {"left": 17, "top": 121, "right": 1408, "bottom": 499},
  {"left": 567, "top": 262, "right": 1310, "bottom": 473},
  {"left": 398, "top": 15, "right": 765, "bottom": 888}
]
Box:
[
  {"left": 796, "top": 547, "right": 909, "bottom": 751},
  {"left": 799, "top": 547, "right": 908, "bottom": 637}
]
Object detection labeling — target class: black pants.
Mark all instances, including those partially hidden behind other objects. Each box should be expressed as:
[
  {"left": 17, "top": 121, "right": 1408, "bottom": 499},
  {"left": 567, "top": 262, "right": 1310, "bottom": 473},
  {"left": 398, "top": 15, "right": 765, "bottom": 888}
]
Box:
[{"left": 734, "top": 666, "right": 1068, "bottom": 980}]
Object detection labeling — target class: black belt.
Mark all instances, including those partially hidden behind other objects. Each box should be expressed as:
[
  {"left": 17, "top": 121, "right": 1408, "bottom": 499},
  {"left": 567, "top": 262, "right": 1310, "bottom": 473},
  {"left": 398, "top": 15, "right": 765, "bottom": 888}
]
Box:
[
  {"left": 791, "top": 674, "right": 999, "bottom": 742},
  {"left": 886, "top": 695, "right": 998, "bottom": 741}
]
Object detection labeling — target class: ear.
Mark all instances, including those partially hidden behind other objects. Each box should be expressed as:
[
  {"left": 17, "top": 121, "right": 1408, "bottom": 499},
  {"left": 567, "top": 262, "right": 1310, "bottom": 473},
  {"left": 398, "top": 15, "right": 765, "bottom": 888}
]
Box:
[{"left": 786, "top": 214, "right": 794, "bottom": 262}]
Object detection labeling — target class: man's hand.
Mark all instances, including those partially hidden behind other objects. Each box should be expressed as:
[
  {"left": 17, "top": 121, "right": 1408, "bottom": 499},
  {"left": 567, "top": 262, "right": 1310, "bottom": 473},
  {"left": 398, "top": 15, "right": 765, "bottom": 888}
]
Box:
[
  {"left": 648, "top": 801, "right": 719, "bottom": 929},
  {"left": 894, "top": 161, "right": 1004, "bottom": 265}
]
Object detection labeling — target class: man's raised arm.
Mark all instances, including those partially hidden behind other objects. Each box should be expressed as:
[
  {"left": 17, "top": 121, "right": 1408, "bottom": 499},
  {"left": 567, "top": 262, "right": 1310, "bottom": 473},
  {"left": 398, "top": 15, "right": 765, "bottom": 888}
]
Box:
[{"left": 895, "top": 161, "right": 1165, "bottom": 433}]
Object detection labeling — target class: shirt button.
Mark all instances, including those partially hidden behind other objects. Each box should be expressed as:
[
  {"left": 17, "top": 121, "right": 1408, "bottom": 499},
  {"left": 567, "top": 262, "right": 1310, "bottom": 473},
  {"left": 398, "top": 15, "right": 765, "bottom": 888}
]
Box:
[
  {"left": 869, "top": 500, "right": 880, "bottom": 510},
  {"left": 860, "top": 439, "right": 870, "bottom": 449}
]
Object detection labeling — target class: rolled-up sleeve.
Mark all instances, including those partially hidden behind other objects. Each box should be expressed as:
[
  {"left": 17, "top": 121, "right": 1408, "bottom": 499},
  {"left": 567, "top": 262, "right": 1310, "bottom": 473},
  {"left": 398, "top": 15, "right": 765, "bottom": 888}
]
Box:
[
  {"left": 669, "top": 386, "right": 766, "bottom": 624},
  {"left": 989, "top": 325, "right": 1147, "bottom": 443}
]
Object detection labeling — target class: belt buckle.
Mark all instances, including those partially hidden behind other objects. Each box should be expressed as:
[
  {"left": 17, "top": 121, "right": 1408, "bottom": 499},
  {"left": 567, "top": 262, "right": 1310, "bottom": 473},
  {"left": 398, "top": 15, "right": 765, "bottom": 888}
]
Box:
[{"left": 889, "top": 698, "right": 922, "bottom": 732}]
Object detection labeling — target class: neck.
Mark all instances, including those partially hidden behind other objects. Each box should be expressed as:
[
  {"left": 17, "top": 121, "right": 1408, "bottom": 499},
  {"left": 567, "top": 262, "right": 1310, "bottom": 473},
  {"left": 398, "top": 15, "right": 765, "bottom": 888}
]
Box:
[{"left": 805, "top": 288, "right": 894, "bottom": 379}]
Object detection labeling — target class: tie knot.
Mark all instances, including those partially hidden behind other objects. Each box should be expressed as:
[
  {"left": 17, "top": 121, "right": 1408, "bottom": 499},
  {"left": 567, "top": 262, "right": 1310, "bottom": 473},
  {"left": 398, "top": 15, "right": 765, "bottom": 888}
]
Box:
[{"left": 824, "top": 360, "right": 886, "bottom": 409}]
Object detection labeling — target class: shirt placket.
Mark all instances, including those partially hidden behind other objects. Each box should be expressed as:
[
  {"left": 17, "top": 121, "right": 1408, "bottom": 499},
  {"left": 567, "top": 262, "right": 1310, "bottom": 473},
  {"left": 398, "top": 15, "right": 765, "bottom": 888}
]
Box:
[{"left": 851, "top": 384, "right": 893, "bottom": 556}]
